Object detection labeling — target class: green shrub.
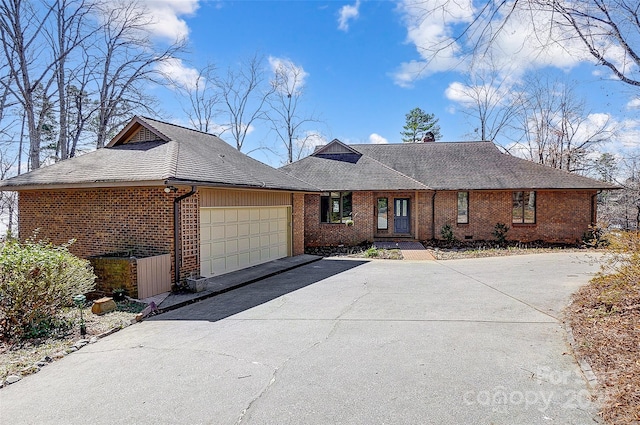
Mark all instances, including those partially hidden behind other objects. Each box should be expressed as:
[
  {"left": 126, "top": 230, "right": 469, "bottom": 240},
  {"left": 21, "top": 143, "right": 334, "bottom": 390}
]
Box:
[
  {"left": 0, "top": 236, "right": 96, "bottom": 340},
  {"left": 365, "top": 247, "right": 379, "bottom": 258},
  {"left": 441, "top": 224, "right": 455, "bottom": 243},
  {"left": 492, "top": 223, "right": 509, "bottom": 245}
]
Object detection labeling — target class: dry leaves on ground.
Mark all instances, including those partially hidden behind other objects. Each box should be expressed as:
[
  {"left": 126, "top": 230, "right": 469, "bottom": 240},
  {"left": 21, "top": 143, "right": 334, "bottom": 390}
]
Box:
[
  {"left": 1, "top": 304, "right": 140, "bottom": 385},
  {"left": 567, "top": 243, "right": 640, "bottom": 424}
]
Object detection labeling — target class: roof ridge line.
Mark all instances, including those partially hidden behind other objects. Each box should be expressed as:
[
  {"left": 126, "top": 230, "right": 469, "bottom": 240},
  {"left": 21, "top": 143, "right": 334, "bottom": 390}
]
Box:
[
  {"left": 139, "top": 116, "right": 221, "bottom": 139},
  {"left": 163, "top": 141, "right": 180, "bottom": 180}
]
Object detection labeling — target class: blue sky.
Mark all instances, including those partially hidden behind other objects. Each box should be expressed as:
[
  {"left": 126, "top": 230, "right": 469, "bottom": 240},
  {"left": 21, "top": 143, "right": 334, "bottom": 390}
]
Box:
[{"left": 142, "top": 0, "right": 639, "bottom": 167}]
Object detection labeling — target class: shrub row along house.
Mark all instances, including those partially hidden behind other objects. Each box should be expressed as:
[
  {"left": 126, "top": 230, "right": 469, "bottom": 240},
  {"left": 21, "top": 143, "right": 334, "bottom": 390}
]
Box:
[{"left": 0, "top": 117, "right": 616, "bottom": 298}]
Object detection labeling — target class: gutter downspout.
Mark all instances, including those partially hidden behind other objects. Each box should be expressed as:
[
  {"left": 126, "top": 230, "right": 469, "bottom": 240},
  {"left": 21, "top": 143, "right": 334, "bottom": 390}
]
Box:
[
  {"left": 174, "top": 186, "right": 197, "bottom": 288},
  {"left": 431, "top": 191, "right": 437, "bottom": 240},
  {"left": 591, "top": 191, "right": 600, "bottom": 226}
]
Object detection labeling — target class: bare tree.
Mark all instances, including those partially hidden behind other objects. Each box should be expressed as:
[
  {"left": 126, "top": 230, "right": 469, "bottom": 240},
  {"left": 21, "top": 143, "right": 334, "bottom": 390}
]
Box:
[
  {"left": 216, "top": 54, "right": 273, "bottom": 151},
  {"left": 619, "top": 154, "right": 640, "bottom": 230},
  {"left": 0, "top": 143, "right": 17, "bottom": 234},
  {"left": 91, "top": 1, "right": 185, "bottom": 149},
  {"left": 447, "top": 57, "right": 524, "bottom": 142},
  {"left": 172, "top": 62, "right": 221, "bottom": 133},
  {"left": 0, "top": 0, "right": 59, "bottom": 170},
  {"left": 513, "top": 76, "right": 613, "bottom": 173},
  {"left": 47, "top": 0, "right": 95, "bottom": 160},
  {"left": 266, "top": 58, "right": 320, "bottom": 164},
  {"left": 410, "top": 0, "right": 640, "bottom": 89}
]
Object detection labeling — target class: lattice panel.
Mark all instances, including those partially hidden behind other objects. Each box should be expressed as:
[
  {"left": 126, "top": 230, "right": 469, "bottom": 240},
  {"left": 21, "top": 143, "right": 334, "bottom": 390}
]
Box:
[{"left": 181, "top": 196, "right": 199, "bottom": 261}]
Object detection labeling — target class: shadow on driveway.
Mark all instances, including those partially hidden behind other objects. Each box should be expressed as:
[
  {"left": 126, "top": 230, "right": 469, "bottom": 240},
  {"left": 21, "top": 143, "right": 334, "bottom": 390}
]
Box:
[{"left": 149, "top": 259, "right": 368, "bottom": 322}]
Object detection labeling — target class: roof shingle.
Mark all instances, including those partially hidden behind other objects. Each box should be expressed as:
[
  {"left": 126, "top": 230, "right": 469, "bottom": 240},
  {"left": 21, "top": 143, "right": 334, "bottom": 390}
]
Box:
[
  {"left": 281, "top": 140, "right": 617, "bottom": 191},
  {"left": 0, "top": 116, "right": 316, "bottom": 192}
]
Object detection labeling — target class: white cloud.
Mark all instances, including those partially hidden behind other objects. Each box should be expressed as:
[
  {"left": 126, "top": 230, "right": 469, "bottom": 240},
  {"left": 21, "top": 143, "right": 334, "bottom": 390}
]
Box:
[
  {"left": 612, "top": 119, "right": 640, "bottom": 151},
  {"left": 445, "top": 80, "right": 515, "bottom": 108},
  {"left": 156, "top": 57, "right": 201, "bottom": 90},
  {"left": 369, "top": 133, "right": 389, "bottom": 144},
  {"left": 392, "top": 0, "right": 591, "bottom": 86},
  {"left": 268, "top": 56, "right": 308, "bottom": 93},
  {"left": 338, "top": 0, "right": 361, "bottom": 32},
  {"left": 139, "top": 0, "right": 200, "bottom": 42},
  {"left": 627, "top": 98, "right": 640, "bottom": 109}
]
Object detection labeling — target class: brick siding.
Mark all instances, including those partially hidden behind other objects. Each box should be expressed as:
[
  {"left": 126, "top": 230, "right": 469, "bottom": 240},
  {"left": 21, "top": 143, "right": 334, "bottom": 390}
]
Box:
[
  {"left": 302, "top": 189, "right": 597, "bottom": 246},
  {"left": 292, "top": 193, "right": 305, "bottom": 255},
  {"left": 18, "top": 186, "right": 200, "bottom": 284},
  {"left": 304, "top": 192, "right": 374, "bottom": 246}
]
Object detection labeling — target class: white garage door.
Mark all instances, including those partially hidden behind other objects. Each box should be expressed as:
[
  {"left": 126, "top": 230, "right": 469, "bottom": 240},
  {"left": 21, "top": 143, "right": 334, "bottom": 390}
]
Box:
[{"left": 200, "top": 206, "right": 291, "bottom": 277}]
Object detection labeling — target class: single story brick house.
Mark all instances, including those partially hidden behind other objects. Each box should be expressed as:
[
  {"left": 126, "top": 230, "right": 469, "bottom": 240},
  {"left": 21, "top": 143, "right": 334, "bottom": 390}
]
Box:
[
  {"left": 279, "top": 139, "right": 617, "bottom": 246},
  {"left": 0, "top": 116, "right": 316, "bottom": 297}
]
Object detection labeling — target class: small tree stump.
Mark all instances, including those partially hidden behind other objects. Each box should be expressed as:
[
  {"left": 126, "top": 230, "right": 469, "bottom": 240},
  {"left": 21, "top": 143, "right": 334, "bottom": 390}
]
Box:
[{"left": 91, "top": 297, "right": 116, "bottom": 315}]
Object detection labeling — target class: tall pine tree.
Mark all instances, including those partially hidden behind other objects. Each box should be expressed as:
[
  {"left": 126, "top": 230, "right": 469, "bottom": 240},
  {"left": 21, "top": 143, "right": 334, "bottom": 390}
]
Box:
[{"left": 401, "top": 107, "right": 441, "bottom": 143}]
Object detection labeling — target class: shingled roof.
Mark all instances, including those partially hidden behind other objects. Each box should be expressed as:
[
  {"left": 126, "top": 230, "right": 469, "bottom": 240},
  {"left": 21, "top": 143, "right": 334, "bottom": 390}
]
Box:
[
  {"left": 0, "top": 116, "right": 316, "bottom": 192},
  {"left": 280, "top": 139, "right": 617, "bottom": 191}
]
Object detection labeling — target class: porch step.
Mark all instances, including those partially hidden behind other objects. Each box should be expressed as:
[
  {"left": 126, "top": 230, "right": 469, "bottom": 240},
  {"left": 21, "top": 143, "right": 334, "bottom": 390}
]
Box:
[{"left": 373, "top": 241, "right": 436, "bottom": 261}]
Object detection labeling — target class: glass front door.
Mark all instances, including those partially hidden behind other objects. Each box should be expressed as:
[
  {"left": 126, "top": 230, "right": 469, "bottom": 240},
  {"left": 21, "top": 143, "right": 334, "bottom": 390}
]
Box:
[{"left": 394, "top": 198, "right": 410, "bottom": 234}]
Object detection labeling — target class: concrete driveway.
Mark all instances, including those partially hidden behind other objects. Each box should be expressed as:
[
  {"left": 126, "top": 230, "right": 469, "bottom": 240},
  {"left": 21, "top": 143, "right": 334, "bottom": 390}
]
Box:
[{"left": 0, "top": 253, "right": 602, "bottom": 424}]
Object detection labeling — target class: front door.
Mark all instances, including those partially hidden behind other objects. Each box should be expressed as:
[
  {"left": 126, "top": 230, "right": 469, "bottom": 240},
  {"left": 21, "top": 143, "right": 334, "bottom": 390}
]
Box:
[{"left": 394, "top": 198, "right": 410, "bottom": 234}]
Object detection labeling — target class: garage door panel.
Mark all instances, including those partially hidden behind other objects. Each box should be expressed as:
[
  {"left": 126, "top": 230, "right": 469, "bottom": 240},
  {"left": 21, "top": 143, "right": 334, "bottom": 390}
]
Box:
[
  {"left": 225, "top": 239, "right": 238, "bottom": 254},
  {"left": 260, "top": 222, "right": 269, "bottom": 233},
  {"left": 212, "top": 257, "right": 226, "bottom": 272},
  {"left": 201, "top": 206, "right": 291, "bottom": 277},
  {"left": 211, "top": 225, "right": 225, "bottom": 241},
  {"left": 201, "top": 210, "right": 211, "bottom": 224},
  {"left": 238, "top": 252, "right": 250, "bottom": 268},
  {"left": 250, "top": 250, "right": 261, "bottom": 264},
  {"left": 225, "top": 209, "right": 238, "bottom": 222},
  {"left": 225, "top": 255, "right": 238, "bottom": 270},
  {"left": 238, "top": 223, "right": 250, "bottom": 237},
  {"left": 238, "top": 237, "right": 250, "bottom": 252},
  {"left": 225, "top": 224, "right": 238, "bottom": 238},
  {"left": 201, "top": 242, "right": 211, "bottom": 258},
  {"left": 211, "top": 241, "right": 226, "bottom": 256},
  {"left": 238, "top": 209, "right": 250, "bottom": 221},
  {"left": 211, "top": 209, "right": 225, "bottom": 223}
]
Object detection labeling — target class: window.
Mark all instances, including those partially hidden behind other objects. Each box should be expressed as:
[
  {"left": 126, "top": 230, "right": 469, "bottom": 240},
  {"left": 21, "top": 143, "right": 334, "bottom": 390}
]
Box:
[
  {"left": 377, "top": 198, "right": 388, "bottom": 230},
  {"left": 457, "top": 192, "right": 469, "bottom": 224},
  {"left": 512, "top": 191, "right": 536, "bottom": 224},
  {"left": 320, "top": 192, "right": 352, "bottom": 223}
]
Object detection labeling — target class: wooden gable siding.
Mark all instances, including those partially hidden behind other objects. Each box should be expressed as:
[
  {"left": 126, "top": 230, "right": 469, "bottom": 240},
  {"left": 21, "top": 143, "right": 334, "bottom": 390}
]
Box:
[
  {"left": 126, "top": 126, "right": 157, "bottom": 143},
  {"left": 199, "top": 188, "right": 291, "bottom": 207}
]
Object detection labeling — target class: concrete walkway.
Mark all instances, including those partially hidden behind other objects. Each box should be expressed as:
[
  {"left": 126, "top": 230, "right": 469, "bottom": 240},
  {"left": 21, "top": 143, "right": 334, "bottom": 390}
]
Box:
[
  {"left": 0, "top": 253, "right": 602, "bottom": 424},
  {"left": 157, "top": 254, "right": 322, "bottom": 312},
  {"left": 374, "top": 240, "right": 436, "bottom": 260}
]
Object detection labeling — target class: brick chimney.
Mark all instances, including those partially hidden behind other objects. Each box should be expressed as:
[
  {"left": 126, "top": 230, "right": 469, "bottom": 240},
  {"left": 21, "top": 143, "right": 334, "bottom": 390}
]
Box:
[{"left": 422, "top": 131, "right": 435, "bottom": 142}]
